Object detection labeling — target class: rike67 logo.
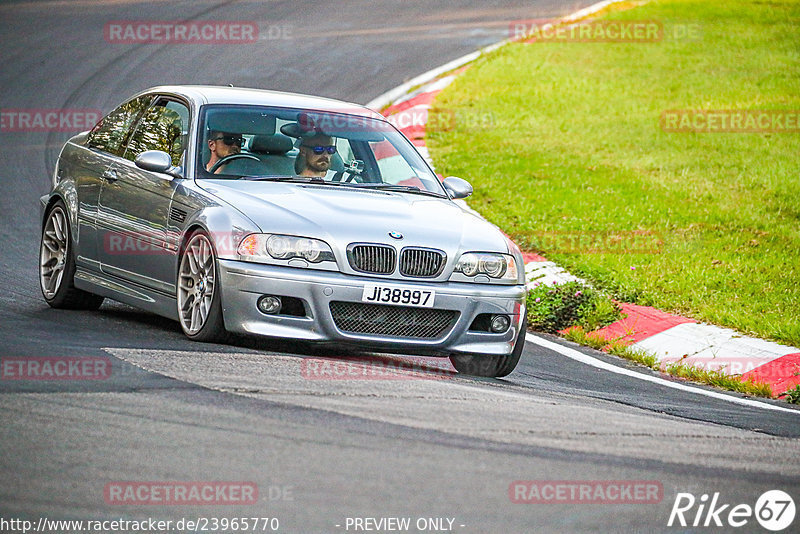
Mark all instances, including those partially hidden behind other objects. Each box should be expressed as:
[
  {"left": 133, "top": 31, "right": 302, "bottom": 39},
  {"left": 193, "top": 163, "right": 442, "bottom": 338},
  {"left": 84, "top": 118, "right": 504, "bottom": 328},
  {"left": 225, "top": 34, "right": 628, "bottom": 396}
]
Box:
[{"left": 668, "top": 490, "right": 795, "bottom": 531}]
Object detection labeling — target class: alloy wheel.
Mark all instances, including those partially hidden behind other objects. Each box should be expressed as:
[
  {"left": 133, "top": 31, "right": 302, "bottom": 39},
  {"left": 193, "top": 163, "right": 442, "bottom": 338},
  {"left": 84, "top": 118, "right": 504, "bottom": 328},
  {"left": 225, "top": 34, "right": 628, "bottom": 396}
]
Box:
[
  {"left": 39, "top": 206, "right": 69, "bottom": 299},
  {"left": 177, "top": 233, "right": 217, "bottom": 335}
]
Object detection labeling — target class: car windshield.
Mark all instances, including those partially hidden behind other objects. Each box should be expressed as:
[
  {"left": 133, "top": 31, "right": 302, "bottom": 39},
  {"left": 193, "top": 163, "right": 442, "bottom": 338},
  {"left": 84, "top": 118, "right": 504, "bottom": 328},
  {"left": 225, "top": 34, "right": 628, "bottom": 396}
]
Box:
[{"left": 196, "top": 104, "right": 445, "bottom": 196}]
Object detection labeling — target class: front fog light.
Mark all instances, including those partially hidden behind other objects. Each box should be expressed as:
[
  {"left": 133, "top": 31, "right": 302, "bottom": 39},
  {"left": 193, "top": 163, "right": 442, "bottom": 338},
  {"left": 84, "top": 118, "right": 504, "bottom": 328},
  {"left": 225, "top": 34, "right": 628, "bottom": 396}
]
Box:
[
  {"left": 490, "top": 315, "right": 510, "bottom": 333},
  {"left": 257, "top": 295, "right": 282, "bottom": 314}
]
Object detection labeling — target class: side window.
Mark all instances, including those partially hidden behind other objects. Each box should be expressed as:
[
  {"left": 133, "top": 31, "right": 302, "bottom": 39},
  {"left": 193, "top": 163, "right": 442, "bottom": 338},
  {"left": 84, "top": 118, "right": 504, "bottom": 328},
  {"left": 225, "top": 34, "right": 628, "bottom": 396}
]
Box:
[
  {"left": 87, "top": 95, "right": 151, "bottom": 156},
  {"left": 124, "top": 98, "right": 190, "bottom": 167}
]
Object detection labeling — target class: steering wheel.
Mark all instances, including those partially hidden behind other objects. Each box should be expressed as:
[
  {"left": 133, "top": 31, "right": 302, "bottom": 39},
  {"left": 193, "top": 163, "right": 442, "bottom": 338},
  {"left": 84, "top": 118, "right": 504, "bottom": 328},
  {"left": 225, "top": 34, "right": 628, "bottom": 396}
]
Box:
[{"left": 209, "top": 153, "right": 260, "bottom": 174}]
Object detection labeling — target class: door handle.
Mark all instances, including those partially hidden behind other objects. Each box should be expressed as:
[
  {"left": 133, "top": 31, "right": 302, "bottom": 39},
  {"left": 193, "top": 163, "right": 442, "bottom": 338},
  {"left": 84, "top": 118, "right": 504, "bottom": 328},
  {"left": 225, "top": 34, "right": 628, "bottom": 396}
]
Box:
[{"left": 102, "top": 169, "right": 118, "bottom": 182}]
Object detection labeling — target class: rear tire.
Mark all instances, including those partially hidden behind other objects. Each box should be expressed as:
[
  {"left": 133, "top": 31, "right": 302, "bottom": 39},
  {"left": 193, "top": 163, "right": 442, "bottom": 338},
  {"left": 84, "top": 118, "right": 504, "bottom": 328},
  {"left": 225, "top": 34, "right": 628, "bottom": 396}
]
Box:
[
  {"left": 450, "top": 315, "right": 527, "bottom": 378},
  {"left": 39, "top": 200, "right": 104, "bottom": 310},
  {"left": 177, "top": 230, "right": 228, "bottom": 343}
]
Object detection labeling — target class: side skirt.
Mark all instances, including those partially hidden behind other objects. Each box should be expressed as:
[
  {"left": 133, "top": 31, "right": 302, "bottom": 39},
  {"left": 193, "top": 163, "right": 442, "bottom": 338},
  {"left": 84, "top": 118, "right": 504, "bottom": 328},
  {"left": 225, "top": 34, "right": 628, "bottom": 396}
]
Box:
[{"left": 74, "top": 266, "right": 178, "bottom": 321}]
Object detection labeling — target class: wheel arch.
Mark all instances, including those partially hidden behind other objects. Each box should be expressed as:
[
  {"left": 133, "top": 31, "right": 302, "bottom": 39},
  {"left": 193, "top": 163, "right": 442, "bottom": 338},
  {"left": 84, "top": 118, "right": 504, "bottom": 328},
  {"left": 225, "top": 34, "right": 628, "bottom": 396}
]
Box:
[
  {"left": 176, "top": 223, "right": 213, "bottom": 271},
  {"left": 41, "top": 186, "right": 79, "bottom": 246},
  {"left": 176, "top": 204, "right": 260, "bottom": 267}
]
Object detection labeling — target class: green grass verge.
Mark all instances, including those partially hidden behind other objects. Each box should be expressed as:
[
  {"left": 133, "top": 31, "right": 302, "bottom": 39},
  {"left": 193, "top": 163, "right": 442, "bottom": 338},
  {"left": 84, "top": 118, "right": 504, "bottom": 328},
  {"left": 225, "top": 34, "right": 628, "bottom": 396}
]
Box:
[
  {"left": 783, "top": 385, "right": 800, "bottom": 404},
  {"left": 526, "top": 280, "right": 621, "bottom": 332},
  {"left": 427, "top": 0, "right": 800, "bottom": 346}
]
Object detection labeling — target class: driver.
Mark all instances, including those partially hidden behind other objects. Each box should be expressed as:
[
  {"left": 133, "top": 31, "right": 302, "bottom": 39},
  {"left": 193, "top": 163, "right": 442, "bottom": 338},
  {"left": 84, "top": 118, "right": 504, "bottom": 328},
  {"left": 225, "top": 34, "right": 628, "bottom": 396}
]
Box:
[
  {"left": 295, "top": 133, "right": 337, "bottom": 178},
  {"left": 206, "top": 130, "right": 244, "bottom": 174}
]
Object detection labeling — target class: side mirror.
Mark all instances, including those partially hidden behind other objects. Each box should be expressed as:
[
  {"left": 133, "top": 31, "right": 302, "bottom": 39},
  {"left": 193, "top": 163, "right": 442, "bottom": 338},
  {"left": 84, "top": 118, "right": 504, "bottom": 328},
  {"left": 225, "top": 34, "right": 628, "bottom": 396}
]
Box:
[
  {"left": 442, "top": 176, "right": 473, "bottom": 200},
  {"left": 135, "top": 150, "right": 183, "bottom": 179}
]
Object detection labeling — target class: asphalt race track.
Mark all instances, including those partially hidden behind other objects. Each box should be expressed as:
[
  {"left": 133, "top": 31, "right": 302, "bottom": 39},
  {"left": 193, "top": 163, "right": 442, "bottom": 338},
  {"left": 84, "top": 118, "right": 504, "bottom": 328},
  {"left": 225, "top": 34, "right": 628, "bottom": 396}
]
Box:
[{"left": 1, "top": 1, "right": 798, "bottom": 533}]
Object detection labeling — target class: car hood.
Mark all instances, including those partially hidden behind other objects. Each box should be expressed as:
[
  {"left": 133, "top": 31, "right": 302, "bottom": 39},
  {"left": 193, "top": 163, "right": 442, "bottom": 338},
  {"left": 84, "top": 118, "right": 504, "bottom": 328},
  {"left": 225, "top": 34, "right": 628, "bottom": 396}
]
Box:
[{"left": 197, "top": 180, "right": 511, "bottom": 256}]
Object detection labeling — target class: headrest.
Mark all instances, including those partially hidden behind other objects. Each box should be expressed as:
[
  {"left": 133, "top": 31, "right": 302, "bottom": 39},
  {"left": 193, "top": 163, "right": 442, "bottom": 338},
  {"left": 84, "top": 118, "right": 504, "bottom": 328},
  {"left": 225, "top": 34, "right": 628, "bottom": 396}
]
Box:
[
  {"left": 250, "top": 134, "right": 293, "bottom": 154},
  {"left": 206, "top": 110, "right": 276, "bottom": 136},
  {"left": 280, "top": 122, "right": 315, "bottom": 139}
]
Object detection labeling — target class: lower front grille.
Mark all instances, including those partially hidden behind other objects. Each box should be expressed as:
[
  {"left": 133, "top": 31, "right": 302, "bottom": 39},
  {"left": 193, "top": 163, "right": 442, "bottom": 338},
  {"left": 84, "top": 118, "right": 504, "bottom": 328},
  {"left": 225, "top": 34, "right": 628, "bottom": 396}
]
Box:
[{"left": 329, "top": 301, "right": 458, "bottom": 339}]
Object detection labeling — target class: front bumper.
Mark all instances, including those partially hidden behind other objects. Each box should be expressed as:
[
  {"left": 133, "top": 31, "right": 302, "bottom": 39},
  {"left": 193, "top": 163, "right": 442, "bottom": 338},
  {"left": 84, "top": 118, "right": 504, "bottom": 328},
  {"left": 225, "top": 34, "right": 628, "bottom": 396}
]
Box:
[{"left": 217, "top": 259, "right": 526, "bottom": 356}]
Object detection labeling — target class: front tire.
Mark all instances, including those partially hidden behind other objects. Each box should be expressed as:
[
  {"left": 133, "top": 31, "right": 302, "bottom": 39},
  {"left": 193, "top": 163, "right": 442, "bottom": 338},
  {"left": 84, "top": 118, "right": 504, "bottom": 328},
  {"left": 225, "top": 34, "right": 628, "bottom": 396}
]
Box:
[
  {"left": 39, "top": 200, "right": 104, "bottom": 310},
  {"left": 449, "top": 315, "right": 527, "bottom": 378},
  {"left": 177, "top": 230, "right": 227, "bottom": 342}
]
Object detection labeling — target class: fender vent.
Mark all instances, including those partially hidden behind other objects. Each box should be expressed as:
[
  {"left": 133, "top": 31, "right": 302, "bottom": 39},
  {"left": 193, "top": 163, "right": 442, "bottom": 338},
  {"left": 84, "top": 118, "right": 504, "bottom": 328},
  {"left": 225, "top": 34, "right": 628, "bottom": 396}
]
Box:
[{"left": 169, "top": 207, "right": 187, "bottom": 223}]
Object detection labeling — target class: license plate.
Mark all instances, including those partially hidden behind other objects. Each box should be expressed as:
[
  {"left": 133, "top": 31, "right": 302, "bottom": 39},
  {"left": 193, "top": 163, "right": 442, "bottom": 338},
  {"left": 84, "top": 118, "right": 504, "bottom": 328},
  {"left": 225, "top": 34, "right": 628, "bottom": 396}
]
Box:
[{"left": 361, "top": 284, "right": 435, "bottom": 308}]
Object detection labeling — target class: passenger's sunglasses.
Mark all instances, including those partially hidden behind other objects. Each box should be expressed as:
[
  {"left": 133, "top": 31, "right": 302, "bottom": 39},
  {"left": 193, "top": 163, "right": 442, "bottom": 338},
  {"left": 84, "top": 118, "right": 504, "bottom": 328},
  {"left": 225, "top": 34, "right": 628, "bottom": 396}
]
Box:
[
  {"left": 305, "top": 145, "right": 337, "bottom": 155},
  {"left": 212, "top": 135, "right": 244, "bottom": 147}
]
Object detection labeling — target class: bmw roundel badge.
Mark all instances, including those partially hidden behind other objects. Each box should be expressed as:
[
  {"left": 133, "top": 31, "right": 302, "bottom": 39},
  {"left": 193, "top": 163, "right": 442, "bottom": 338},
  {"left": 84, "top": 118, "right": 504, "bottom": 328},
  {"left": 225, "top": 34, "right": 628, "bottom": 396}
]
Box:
[{"left": 388, "top": 231, "right": 403, "bottom": 240}]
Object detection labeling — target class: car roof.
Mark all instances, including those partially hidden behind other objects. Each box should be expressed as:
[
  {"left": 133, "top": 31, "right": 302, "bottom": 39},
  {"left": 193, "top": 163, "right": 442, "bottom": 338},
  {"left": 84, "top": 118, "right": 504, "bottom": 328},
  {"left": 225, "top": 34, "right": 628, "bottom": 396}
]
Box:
[{"left": 140, "top": 85, "right": 381, "bottom": 118}]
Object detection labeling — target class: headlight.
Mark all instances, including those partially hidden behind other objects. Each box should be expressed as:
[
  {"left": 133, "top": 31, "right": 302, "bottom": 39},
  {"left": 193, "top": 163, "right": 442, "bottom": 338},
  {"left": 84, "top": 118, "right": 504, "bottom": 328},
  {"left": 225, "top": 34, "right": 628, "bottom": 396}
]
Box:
[
  {"left": 237, "top": 234, "right": 335, "bottom": 264},
  {"left": 454, "top": 252, "right": 518, "bottom": 282}
]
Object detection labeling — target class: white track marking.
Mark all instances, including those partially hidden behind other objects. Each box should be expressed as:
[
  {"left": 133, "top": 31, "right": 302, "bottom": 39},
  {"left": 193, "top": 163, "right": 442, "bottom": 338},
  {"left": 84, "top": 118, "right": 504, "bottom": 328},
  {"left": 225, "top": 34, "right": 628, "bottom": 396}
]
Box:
[{"left": 526, "top": 333, "right": 800, "bottom": 415}]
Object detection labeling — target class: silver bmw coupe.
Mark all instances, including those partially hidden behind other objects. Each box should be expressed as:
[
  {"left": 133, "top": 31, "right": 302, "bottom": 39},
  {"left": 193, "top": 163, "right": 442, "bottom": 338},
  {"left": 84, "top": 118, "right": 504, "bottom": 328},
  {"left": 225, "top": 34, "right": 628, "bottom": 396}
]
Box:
[{"left": 40, "top": 86, "right": 527, "bottom": 377}]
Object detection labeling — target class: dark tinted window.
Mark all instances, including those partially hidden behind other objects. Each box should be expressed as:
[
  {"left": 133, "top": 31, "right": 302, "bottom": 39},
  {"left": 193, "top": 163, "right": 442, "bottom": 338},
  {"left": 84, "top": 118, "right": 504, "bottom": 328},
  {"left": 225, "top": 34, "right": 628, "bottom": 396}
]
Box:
[
  {"left": 124, "top": 99, "right": 189, "bottom": 167},
  {"left": 87, "top": 95, "right": 152, "bottom": 156}
]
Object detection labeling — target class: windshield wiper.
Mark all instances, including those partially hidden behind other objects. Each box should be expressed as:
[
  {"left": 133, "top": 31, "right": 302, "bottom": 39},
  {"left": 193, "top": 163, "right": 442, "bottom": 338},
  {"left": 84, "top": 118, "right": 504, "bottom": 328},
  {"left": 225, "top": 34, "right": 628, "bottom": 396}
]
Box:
[
  {"left": 350, "top": 183, "right": 446, "bottom": 197},
  {"left": 238, "top": 176, "right": 445, "bottom": 196},
  {"left": 242, "top": 175, "right": 326, "bottom": 183}
]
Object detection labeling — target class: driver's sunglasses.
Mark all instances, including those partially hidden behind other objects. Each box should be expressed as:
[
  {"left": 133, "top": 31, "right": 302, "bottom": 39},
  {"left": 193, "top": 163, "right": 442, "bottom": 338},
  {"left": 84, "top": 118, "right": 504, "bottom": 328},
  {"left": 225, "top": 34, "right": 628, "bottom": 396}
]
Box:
[
  {"left": 306, "top": 145, "right": 336, "bottom": 155},
  {"left": 212, "top": 135, "right": 244, "bottom": 147}
]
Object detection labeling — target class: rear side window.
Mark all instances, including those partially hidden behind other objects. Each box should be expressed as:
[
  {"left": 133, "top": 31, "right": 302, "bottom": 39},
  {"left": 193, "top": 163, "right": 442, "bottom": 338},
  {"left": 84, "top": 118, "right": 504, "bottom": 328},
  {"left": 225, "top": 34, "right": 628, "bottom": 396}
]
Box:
[
  {"left": 87, "top": 95, "right": 152, "bottom": 156},
  {"left": 124, "top": 98, "right": 190, "bottom": 166}
]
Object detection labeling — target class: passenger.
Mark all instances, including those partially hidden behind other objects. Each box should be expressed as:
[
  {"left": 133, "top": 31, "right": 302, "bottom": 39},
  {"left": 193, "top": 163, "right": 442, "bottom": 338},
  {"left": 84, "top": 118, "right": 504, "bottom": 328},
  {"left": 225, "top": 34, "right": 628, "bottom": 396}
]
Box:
[
  {"left": 295, "top": 133, "right": 337, "bottom": 178},
  {"left": 206, "top": 130, "right": 244, "bottom": 173}
]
